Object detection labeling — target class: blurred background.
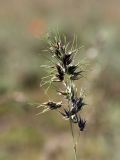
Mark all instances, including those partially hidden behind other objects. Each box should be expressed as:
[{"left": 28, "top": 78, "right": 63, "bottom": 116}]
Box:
[{"left": 0, "top": 0, "right": 120, "bottom": 160}]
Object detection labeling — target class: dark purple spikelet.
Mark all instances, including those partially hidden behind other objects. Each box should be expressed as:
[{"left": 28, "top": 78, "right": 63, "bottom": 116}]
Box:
[
  {"left": 78, "top": 117, "right": 86, "bottom": 131},
  {"left": 43, "top": 101, "right": 62, "bottom": 110},
  {"left": 55, "top": 49, "right": 62, "bottom": 59},
  {"left": 72, "top": 97, "right": 86, "bottom": 111},
  {"left": 63, "top": 53, "right": 73, "bottom": 67},
  {"left": 70, "top": 71, "right": 83, "bottom": 80},
  {"left": 56, "top": 64, "right": 64, "bottom": 77},
  {"left": 59, "top": 108, "right": 70, "bottom": 119},
  {"left": 66, "top": 65, "right": 78, "bottom": 75}
]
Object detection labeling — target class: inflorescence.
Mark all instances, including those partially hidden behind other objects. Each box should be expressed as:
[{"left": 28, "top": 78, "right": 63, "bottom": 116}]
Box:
[{"left": 39, "top": 38, "right": 87, "bottom": 132}]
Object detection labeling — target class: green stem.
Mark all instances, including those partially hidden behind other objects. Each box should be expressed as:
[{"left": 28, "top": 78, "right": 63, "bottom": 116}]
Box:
[
  {"left": 69, "top": 118, "right": 77, "bottom": 160},
  {"left": 68, "top": 100, "right": 77, "bottom": 160}
]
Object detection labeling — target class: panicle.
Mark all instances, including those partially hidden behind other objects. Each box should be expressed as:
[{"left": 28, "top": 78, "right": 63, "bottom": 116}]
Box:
[{"left": 39, "top": 36, "right": 88, "bottom": 132}]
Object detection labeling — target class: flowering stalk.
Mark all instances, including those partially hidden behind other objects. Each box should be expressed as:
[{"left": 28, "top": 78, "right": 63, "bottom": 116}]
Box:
[{"left": 38, "top": 35, "right": 87, "bottom": 159}]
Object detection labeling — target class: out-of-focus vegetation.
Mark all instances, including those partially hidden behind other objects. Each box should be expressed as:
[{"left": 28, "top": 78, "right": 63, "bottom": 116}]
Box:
[{"left": 0, "top": 0, "right": 120, "bottom": 160}]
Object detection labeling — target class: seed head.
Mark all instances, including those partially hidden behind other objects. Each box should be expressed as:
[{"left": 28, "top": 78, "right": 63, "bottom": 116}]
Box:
[{"left": 39, "top": 35, "right": 88, "bottom": 134}]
